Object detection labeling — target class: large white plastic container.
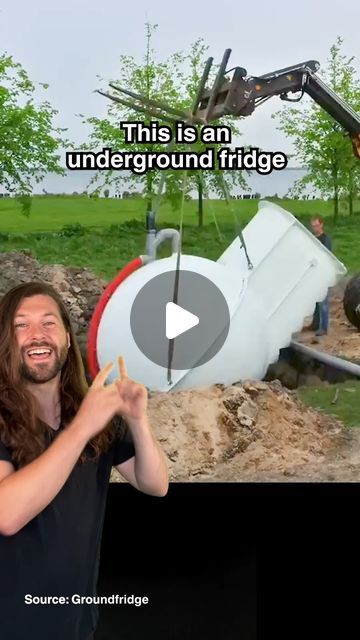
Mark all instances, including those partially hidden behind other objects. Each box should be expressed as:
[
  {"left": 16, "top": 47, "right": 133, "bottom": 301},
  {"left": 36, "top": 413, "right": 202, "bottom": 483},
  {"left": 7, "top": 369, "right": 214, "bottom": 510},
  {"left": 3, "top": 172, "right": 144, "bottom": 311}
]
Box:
[{"left": 95, "top": 201, "right": 346, "bottom": 391}]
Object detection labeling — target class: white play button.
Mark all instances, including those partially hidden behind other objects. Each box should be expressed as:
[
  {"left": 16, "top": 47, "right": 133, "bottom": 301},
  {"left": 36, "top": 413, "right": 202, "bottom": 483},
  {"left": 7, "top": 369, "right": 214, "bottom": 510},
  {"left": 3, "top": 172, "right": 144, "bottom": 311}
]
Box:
[
  {"left": 129, "top": 270, "right": 230, "bottom": 370},
  {"left": 166, "top": 302, "right": 199, "bottom": 339}
]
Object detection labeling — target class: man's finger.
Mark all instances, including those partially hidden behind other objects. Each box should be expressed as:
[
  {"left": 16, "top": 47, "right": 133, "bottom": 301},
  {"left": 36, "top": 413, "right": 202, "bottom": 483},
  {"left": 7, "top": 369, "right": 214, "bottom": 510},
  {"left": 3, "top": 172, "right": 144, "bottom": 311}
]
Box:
[
  {"left": 92, "top": 362, "right": 114, "bottom": 388},
  {"left": 118, "top": 356, "right": 128, "bottom": 379}
]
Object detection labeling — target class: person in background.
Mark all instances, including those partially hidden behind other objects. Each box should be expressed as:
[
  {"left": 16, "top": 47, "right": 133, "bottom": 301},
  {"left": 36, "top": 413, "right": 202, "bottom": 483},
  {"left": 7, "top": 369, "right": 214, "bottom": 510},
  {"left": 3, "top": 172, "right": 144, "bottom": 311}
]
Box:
[{"left": 308, "top": 216, "right": 332, "bottom": 335}]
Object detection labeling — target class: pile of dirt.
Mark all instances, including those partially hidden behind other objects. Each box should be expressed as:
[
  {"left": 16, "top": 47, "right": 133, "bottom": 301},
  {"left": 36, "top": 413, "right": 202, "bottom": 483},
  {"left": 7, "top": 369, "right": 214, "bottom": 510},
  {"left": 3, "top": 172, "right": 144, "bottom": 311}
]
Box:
[
  {"left": 111, "top": 379, "right": 357, "bottom": 483},
  {"left": 0, "top": 251, "right": 106, "bottom": 361}
]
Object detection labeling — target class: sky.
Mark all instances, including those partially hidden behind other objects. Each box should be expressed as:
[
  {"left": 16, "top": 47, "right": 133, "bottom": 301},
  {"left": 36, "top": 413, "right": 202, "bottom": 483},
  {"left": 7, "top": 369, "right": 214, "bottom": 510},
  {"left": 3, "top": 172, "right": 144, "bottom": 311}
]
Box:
[{"left": 1, "top": 0, "right": 359, "bottom": 166}]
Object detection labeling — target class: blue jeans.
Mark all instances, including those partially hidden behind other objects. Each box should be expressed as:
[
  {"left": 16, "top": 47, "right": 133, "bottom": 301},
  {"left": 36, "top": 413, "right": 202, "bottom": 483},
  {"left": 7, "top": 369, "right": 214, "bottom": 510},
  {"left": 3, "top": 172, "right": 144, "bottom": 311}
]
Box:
[{"left": 316, "top": 296, "right": 329, "bottom": 332}]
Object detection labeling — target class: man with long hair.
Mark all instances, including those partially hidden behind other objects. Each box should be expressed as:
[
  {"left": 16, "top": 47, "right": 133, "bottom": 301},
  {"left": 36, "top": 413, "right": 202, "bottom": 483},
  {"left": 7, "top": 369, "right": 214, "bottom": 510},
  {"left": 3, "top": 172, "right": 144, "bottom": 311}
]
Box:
[{"left": 0, "top": 281, "right": 168, "bottom": 640}]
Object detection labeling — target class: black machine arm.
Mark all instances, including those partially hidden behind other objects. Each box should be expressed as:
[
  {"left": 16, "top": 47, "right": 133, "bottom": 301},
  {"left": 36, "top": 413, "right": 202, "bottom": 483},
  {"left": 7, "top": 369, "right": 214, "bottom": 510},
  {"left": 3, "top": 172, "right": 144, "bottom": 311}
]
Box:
[
  {"left": 194, "top": 51, "right": 360, "bottom": 158},
  {"left": 98, "top": 48, "right": 360, "bottom": 158}
]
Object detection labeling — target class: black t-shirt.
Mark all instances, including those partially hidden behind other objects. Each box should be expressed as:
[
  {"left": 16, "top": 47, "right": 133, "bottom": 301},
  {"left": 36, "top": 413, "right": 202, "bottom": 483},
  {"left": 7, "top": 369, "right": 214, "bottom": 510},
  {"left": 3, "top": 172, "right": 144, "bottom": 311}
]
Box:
[{"left": 0, "top": 419, "right": 135, "bottom": 640}]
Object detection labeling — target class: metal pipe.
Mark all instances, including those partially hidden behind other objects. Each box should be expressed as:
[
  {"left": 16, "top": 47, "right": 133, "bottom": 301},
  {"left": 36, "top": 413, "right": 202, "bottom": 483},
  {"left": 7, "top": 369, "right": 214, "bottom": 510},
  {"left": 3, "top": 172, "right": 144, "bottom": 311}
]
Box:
[
  {"left": 153, "top": 228, "right": 180, "bottom": 254},
  {"left": 145, "top": 228, "right": 181, "bottom": 260},
  {"left": 290, "top": 340, "right": 360, "bottom": 377},
  {"left": 139, "top": 254, "right": 153, "bottom": 265},
  {"left": 145, "top": 209, "right": 157, "bottom": 258}
]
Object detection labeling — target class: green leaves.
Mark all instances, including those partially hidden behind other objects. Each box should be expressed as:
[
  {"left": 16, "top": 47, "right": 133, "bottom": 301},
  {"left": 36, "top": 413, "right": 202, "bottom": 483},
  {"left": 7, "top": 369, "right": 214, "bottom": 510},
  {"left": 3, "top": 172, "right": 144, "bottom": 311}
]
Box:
[
  {"left": 0, "top": 53, "right": 65, "bottom": 215},
  {"left": 273, "top": 36, "right": 360, "bottom": 221},
  {"left": 86, "top": 25, "right": 249, "bottom": 224},
  {"left": 15, "top": 195, "right": 31, "bottom": 218}
]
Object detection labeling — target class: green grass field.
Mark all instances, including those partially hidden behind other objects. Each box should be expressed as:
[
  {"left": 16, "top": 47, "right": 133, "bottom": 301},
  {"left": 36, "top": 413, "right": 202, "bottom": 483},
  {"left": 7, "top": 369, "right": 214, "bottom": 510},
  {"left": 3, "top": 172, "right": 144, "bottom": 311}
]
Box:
[
  {"left": 0, "top": 194, "right": 358, "bottom": 232},
  {"left": 0, "top": 195, "right": 359, "bottom": 279},
  {"left": 0, "top": 195, "right": 356, "bottom": 232},
  {"left": 298, "top": 381, "right": 360, "bottom": 429}
]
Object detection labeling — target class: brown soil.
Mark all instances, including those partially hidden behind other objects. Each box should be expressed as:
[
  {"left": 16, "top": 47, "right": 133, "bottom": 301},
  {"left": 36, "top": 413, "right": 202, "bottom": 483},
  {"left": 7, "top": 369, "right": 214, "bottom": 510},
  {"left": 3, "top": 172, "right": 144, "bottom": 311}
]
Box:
[
  {"left": 297, "top": 281, "right": 360, "bottom": 361},
  {"left": 1, "top": 251, "right": 360, "bottom": 482},
  {"left": 111, "top": 379, "right": 359, "bottom": 483}
]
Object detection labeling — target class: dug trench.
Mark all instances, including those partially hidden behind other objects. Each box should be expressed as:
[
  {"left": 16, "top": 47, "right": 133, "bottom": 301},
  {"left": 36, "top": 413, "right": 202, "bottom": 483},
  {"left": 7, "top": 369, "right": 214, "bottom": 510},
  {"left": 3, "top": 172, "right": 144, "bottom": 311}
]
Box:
[
  {"left": 1, "top": 251, "right": 360, "bottom": 483},
  {"left": 265, "top": 340, "right": 360, "bottom": 389}
]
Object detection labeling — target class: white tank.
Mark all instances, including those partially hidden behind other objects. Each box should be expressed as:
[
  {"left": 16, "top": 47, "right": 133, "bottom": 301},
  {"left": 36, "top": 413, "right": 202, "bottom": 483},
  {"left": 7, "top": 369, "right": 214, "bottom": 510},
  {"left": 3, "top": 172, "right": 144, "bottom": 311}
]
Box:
[{"left": 94, "top": 201, "right": 346, "bottom": 391}]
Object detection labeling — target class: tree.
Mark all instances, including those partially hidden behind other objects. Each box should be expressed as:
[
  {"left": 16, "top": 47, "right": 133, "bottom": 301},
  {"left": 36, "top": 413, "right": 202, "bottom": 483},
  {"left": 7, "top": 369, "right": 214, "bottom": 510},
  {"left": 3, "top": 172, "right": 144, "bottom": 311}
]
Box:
[
  {"left": 0, "top": 54, "right": 66, "bottom": 215},
  {"left": 272, "top": 37, "right": 360, "bottom": 222},
  {"left": 85, "top": 25, "right": 249, "bottom": 227},
  {"left": 163, "top": 38, "right": 249, "bottom": 227},
  {"left": 85, "top": 23, "right": 183, "bottom": 214}
]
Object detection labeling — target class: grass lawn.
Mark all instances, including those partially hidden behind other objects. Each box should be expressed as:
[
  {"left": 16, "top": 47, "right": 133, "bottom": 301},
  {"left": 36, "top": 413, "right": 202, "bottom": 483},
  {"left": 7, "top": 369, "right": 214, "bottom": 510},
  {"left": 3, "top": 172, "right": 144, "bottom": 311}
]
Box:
[
  {"left": 0, "top": 196, "right": 359, "bottom": 279},
  {"left": 0, "top": 219, "right": 234, "bottom": 280},
  {"left": 298, "top": 381, "right": 360, "bottom": 429},
  {"left": 0, "top": 195, "right": 354, "bottom": 232}
]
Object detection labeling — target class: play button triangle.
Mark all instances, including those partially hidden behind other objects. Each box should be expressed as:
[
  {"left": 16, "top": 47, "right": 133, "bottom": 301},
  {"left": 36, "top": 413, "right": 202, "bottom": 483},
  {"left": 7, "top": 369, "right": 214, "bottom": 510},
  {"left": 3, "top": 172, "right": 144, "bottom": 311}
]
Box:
[{"left": 166, "top": 302, "right": 199, "bottom": 339}]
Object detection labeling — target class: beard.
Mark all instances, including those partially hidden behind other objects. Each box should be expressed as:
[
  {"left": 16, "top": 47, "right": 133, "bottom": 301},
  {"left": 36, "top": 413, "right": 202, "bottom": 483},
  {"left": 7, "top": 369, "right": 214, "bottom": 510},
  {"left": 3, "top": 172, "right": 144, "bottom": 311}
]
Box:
[{"left": 20, "top": 342, "right": 69, "bottom": 384}]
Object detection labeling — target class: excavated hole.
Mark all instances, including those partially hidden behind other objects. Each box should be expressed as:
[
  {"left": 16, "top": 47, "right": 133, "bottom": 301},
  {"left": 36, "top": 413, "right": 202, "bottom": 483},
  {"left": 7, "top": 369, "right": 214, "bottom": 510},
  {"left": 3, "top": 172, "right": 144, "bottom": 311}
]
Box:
[{"left": 264, "top": 346, "right": 359, "bottom": 390}]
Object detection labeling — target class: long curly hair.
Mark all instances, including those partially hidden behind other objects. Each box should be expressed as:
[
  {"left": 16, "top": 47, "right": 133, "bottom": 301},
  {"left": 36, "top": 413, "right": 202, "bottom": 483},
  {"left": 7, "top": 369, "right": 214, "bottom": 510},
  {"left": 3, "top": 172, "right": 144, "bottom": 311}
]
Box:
[{"left": 0, "top": 281, "right": 116, "bottom": 468}]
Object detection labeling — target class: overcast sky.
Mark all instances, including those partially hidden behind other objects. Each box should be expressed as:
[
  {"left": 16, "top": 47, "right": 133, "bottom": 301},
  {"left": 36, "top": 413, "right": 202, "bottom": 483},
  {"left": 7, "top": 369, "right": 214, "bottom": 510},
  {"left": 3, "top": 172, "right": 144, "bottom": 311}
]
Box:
[{"left": 1, "top": 0, "right": 359, "bottom": 163}]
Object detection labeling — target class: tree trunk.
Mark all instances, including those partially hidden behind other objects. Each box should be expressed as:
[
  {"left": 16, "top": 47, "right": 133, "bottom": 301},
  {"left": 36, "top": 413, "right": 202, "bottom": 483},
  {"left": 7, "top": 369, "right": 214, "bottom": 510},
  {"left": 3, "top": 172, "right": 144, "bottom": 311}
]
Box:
[
  {"left": 348, "top": 171, "right": 354, "bottom": 216},
  {"left": 197, "top": 177, "right": 203, "bottom": 227},
  {"left": 349, "top": 190, "right": 353, "bottom": 216},
  {"left": 334, "top": 186, "right": 339, "bottom": 223},
  {"left": 332, "top": 156, "right": 339, "bottom": 223},
  {"left": 146, "top": 172, "right": 153, "bottom": 212}
]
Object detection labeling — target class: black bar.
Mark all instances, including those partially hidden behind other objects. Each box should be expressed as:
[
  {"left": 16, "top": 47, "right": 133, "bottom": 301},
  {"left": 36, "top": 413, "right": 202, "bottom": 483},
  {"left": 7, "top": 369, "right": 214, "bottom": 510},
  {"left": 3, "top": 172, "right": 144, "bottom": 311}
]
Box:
[
  {"left": 204, "top": 48, "right": 232, "bottom": 122},
  {"left": 258, "top": 59, "right": 319, "bottom": 79},
  {"left": 305, "top": 73, "right": 360, "bottom": 136}
]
